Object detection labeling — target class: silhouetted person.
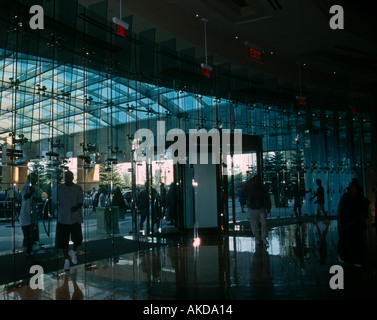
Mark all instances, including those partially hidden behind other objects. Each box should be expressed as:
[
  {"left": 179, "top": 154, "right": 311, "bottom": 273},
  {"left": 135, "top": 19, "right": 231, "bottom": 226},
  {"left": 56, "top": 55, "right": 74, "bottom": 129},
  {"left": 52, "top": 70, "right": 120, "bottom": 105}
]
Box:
[
  {"left": 310, "top": 179, "right": 328, "bottom": 220},
  {"left": 112, "top": 187, "right": 126, "bottom": 218},
  {"left": 337, "top": 179, "right": 370, "bottom": 267},
  {"left": 98, "top": 187, "right": 109, "bottom": 208},
  {"left": 293, "top": 186, "right": 311, "bottom": 221},
  {"left": 244, "top": 175, "right": 271, "bottom": 247},
  {"left": 167, "top": 182, "right": 177, "bottom": 227},
  {"left": 238, "top": 186, "right": 246, "bottom": 213},
  {"left": 56, "top": 171, "right": 83, "bottom": 271},
  {"left": 138, "top": 185, "right": 148, "bottom": 232},
  {"left": 151, "top": 187, "right": 161, "bottom": 232},
  {"left": 91, "top": 188, "right": 98, "bottom": 212},
  {"left": 160, "top": 183, "right": 167, "bottom": 218},
  {"left": 19, "top": 172, "right": 42, "bottom": 261},
  {"left": 293, "top": 187, "right": 302, "bottom": 220}
]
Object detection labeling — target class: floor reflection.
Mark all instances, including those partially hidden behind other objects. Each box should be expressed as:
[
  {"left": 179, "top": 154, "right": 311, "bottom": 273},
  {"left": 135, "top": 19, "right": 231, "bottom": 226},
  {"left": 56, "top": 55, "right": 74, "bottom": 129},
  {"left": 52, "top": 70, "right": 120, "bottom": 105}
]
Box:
[{"left": 1, "top": 220, "right": 377, "bottom": 300}]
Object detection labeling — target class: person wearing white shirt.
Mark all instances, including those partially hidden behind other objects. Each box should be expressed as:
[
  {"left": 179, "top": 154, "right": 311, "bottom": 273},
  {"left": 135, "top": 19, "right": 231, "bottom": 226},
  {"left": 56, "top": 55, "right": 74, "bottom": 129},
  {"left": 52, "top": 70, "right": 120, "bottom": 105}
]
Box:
[{"left": 56, "top": 171, "right": 83, "bottom": 271}]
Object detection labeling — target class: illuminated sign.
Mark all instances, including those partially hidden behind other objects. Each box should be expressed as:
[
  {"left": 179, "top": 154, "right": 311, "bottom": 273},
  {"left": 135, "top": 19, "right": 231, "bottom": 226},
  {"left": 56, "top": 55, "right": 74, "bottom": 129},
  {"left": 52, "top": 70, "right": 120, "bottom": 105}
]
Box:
[
  {"left": 349, "top": 106, "right": 356, "bottom": 114},
  {"left": 296, "top": 96, "right": 306, "bottom": 106},
  {"left": 114, "top": 23, "right": 126, "bottom": 37},
  {"left": 249, "top": 47, "right": 261, "bottom": 61},
  {"left": 245, "top": 41, "right": 264, "bottom": 64},
  {"left": 112, "top": 17, "right": 128, "bottom": 37},
  {"left": 201, "top": 63, "right": 212, "bottom": 78}
]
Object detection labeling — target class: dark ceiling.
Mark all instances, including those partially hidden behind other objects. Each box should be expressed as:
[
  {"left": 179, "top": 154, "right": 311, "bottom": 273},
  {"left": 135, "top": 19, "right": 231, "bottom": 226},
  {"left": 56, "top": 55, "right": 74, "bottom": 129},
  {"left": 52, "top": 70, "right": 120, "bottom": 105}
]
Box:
[
  {"left": 94, "top": 0, "right": 377, "bottom": 98},
  {"left": 2, "top": 0, "right": 376, "bottom": 105}
]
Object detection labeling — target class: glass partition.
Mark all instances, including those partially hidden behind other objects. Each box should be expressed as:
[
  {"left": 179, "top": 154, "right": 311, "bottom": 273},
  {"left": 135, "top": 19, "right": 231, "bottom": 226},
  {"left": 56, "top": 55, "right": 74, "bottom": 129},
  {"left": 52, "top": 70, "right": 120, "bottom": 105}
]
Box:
[{"left": 0, "top": 0, "right": 373, "bottom": 289}]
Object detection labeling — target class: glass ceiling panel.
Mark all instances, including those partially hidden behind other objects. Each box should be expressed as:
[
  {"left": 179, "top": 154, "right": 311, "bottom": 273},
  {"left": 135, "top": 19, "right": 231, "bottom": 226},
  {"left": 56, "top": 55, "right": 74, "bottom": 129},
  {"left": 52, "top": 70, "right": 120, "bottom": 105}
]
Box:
[{"left": 1, "top": 49, "right": 314, "bottom": 146}]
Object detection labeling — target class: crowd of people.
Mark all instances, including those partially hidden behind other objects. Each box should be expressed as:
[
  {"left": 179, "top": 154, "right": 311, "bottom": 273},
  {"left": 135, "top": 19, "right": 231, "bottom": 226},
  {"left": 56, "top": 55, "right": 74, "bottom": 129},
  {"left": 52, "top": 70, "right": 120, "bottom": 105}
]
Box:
[
  {"left": 16, "top": 173, "right": 178, "bottom": 270},
  {"left": 89, "top": 181, "right": 178, "bottom": 232},
  {"left": 14, "top": 169, "right": 376, "bottom": 270},
  {"left": 240, "top": 174, "right": 372, "bottom": 267}
]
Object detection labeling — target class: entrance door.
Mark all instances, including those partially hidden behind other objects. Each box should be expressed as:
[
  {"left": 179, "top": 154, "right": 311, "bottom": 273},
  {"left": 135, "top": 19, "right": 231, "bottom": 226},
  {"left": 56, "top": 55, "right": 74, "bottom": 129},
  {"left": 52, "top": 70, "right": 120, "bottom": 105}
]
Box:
[
  {"left": 225, "top": 135, "right": 263, "bottom": 231},
  {"left": 178, "top": 162, "right": 220, "bottom": 232},
  {"left": 174, "top": 134, "right": 263, "bottom": 234}
]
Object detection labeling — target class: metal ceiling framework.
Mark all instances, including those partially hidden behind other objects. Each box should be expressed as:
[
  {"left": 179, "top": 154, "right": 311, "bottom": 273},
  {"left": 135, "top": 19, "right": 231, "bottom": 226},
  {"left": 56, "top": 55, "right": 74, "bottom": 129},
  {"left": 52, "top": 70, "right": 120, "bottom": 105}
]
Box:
[
  {"left": 0, "top": 0, "right": 373, "bottom": 168},
  {"left": 0, "top": 1, "right": 374, "bottom": 289},
  {"left": 0, "top": 48, "right": 303, "bottom": 145},
  {"left": 0, "top": 48, "right": 192, "bottom": 142}
]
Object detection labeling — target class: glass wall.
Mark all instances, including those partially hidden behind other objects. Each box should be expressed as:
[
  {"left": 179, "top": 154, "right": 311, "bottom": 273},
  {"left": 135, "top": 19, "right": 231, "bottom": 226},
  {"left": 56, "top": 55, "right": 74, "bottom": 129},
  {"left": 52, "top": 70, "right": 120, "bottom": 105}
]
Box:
[{"left": 0, "top": 0, "right": 373, "bottom": 286}]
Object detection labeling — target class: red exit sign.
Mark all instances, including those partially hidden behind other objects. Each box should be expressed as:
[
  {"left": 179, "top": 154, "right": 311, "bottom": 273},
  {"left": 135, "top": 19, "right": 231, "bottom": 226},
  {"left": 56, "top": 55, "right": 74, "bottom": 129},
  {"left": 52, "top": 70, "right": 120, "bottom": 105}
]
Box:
[
  {"left": 201, "top": 63, "right": 212, "bottom": 78},
  {"left": 296, "top": 96, "right": 306, "bottom": 106},
  {"left": 245, "top": 42, "right": 264, "bottom": 64},
  {"left": 114, "top": 23, "right": 126, "bottom": 37},
  {"left": 249, "top": 47, "right": 261, "bottom": 61},
  {"left": 112, "top": 17, "right": 128, "bottom": 38}
]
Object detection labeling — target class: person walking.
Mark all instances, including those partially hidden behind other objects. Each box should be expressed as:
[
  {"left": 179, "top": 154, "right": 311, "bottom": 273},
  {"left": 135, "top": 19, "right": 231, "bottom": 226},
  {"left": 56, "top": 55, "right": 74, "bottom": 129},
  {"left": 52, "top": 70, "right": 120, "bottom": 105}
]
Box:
[
  {"left": 56, "top": 171, "right": 84, "bottom": 271},
  {"left": 310, "top": 179, "right": 328, "bottom": 220},
  {"left": 244, "top": 175, "right": 271, "bottom": 247}
]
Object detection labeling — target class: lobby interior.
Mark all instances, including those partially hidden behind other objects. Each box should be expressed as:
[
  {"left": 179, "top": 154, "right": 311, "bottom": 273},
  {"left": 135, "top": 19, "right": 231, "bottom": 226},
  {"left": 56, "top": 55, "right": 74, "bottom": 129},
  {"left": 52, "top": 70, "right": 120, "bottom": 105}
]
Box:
[{"left": 0, "top": 0, "right": 377, "bottom": 301}]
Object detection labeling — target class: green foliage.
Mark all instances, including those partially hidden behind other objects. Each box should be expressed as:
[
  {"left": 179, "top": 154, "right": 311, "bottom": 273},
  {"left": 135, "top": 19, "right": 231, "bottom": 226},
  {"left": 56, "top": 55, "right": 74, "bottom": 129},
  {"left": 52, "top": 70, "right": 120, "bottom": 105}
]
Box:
[
  {"left": 29, "top": 161, "right": 64, "bottom": 196},
  {"left": 263, "top": 150, "right": 305, "bottom": 207},
  {"left": 99, "top": 164, "right": 124, "bottom": 189}
]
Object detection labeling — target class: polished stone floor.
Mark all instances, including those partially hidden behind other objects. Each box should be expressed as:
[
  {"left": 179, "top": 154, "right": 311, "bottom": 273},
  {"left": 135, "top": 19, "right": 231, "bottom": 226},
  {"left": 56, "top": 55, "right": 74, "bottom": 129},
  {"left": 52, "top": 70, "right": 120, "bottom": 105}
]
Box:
[{"left": 1, "top": 218, "right": 377, "bottom": 301}]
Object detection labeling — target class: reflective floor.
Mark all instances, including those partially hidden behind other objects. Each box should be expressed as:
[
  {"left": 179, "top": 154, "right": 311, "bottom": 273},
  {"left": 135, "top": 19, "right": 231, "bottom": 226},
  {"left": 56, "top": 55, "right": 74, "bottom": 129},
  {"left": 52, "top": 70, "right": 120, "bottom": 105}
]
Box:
[{"left": 1, "top": 218, "right": 377, "bottom": 300}]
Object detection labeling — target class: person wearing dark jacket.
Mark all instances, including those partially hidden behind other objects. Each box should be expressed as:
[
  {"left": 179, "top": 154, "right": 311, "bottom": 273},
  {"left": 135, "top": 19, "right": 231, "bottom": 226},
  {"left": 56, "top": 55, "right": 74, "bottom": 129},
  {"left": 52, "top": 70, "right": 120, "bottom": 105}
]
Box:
[
  {"left": 310, "top": 179, "right": 328, "bottom": 220},
  {"left": 337, "top": 179, "right": 370, "bottom": 267},
  {"left": 244, "top": 175, "right": 271, "bottom": 247},
  {"left": 138, "top": 186, "right": 148, "bottom": 232},
  {"left": 112, "top": 187, "right": 126, "bottom": 219}
]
